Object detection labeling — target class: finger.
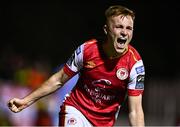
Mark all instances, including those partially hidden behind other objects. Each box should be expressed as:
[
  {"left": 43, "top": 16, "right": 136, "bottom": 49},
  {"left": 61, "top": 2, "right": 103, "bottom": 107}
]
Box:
[
  {"left": 11, "top": 105, "right": 20, "bottom": 113},
  {"left": 10, "top": 105, "right": 17, "bottom": 112},
  {"left": 14, "top": 108, "right": 20, "bottom": 113},
  {"left": 12, "top": 108, "right": 19, "bottom": 113},
  {"left": 8, "top": 101, "right": 12, "bottom": 107},
  {"left": 8, "top": 99, "right": 15, "bottom": 108},
  {"left": 8, "top": 100, "right": 17, "bottom": 111}
]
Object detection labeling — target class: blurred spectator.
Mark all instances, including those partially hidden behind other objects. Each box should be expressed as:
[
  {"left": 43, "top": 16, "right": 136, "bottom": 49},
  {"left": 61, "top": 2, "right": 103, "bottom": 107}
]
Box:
[
  {"left": 14, "top": 59, "right": 51, "bottom": 89},
  {"left": 0, "top": 82, "right": 37, "bottom": 126},
  {"left": 26, "top": 60, "right": 50, "bottom": 90},
  {"left": 35, "top": 99, "right": 52, "bottom": 126}
]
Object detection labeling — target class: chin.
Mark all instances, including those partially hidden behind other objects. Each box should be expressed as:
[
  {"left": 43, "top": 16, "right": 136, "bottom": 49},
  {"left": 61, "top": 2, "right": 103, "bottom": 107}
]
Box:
[{"left": 116, "top": 48, "right": 126, "bottom": 54}]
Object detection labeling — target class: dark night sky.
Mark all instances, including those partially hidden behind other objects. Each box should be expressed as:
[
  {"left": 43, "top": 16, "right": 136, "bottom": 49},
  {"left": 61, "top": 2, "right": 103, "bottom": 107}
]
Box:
[{"left": 1, "top": 1, "right": 179, "bottom": 79}]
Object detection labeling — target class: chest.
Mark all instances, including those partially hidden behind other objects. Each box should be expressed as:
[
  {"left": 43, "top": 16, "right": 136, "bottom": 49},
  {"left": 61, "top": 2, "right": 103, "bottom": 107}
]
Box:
[{"left": 81, "top": 56, "right": 130, "bottom": 91}]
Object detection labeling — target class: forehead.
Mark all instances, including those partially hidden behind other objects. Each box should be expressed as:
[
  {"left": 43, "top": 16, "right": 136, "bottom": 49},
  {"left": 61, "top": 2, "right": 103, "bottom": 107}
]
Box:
[{"left": 108, "top": 15, "right": 134, "bottom": 26}]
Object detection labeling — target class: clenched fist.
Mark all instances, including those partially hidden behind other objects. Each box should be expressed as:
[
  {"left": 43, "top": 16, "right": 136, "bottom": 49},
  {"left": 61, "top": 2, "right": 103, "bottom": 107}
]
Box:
[{"left": 8, "top": 98, "right": 28, "bottom": 113}]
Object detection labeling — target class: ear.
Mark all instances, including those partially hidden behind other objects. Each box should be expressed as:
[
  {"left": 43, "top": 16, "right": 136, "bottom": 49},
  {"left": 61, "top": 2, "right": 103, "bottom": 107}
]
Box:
[{"left": 103, "top": 24, "right": 107, "bottom": 35}]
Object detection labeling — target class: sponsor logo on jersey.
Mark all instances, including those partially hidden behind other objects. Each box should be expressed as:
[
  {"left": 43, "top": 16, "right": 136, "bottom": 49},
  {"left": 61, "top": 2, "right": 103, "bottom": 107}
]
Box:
[
  {"left": 135, "top": 66, "right": 144, "bottom": 74},
  {"left": 92, "top": 79, "right": 111, "bottom": 86},
  {"left": 84, "top": 61, "right": 96, "bottom": 68},
  {"left": 135, "top": 75, "right": 144, "bottom": 89},
  {"left": 84, "top": 84, "right": 115, "bottom": 104},
  {"left": 67, "top": 117, "right": 77, "bottom": 125},
  {"left": 116, "top": 68, "right": 128, "bottom": 80}
]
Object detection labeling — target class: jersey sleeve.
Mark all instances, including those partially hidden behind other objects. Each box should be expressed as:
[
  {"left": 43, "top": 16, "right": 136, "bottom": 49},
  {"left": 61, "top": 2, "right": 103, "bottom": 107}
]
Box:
[
  {"left": 63, "top": 44, "right": 84, "bottom": 77},
  {"left": 128, "top": 60, "right": 145, "bottom": 96}
]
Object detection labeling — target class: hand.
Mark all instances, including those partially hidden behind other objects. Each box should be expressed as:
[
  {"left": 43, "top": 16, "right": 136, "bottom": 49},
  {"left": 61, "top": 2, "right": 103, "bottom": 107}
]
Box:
[{"left": 7, "top": 98, "right": 28, "bottom": 113}]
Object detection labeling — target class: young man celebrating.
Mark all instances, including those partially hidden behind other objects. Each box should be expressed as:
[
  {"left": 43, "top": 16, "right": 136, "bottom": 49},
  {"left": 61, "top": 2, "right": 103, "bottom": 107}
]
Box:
[{"left": 8, "top": 5, "right": 145, "bottom": 126}]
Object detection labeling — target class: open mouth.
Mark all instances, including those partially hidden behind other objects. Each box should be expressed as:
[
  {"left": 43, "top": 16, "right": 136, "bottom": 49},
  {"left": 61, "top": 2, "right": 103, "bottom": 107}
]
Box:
[{"left": 117, "top": 38, "right": 127, "bottom": 44}]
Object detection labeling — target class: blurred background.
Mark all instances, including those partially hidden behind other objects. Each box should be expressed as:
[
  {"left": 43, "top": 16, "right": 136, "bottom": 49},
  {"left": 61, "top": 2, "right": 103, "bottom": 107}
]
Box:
[{"left": 0, "top": 0, "right": 179, "bottom": 126}]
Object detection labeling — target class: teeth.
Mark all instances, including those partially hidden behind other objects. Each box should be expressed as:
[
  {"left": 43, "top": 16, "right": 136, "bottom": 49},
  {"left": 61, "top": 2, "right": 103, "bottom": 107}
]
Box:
[
  {"left": 119, "top": 37, "right": 126, "bottom": 40},
  {"left": 121, "top": 38, "right": 126, "bottom": 40}
]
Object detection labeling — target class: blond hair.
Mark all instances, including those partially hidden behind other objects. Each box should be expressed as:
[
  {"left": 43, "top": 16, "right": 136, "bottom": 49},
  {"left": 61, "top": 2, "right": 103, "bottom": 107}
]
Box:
[{"left": 105, "top": 5, "right": 135, "bottom": 22}]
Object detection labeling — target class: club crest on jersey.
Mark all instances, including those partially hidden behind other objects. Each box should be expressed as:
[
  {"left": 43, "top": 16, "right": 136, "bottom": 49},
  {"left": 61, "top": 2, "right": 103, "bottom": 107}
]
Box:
[{"left": 116, "top": 68, "right": 128, "bottom": 80}]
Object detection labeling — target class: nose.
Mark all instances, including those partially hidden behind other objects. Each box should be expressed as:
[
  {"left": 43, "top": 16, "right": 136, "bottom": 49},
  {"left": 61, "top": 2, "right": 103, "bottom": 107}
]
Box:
[{"left": 120, "top": 29, "right": 127, "bottom": 37}]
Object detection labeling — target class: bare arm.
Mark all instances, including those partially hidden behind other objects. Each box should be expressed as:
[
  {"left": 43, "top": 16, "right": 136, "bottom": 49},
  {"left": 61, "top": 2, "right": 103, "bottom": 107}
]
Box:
[
  {"left": 128, "top": 94, "right": 145, "bottom": 126},
  {"left": 8, "top": 68, "right": 70, "bottom": 113}
]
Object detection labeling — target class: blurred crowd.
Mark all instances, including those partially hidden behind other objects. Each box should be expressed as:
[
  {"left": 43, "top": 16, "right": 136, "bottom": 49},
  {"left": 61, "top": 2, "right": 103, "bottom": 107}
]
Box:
[
  {"left": 0, "top": 45, "right": 78, "bottom": 126},
  {"left": 0, "top": 44, "right": 52, "bottom": 126}
]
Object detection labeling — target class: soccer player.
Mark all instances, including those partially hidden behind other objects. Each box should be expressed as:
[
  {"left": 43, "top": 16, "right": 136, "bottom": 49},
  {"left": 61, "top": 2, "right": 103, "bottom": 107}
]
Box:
[{"left": 8, "top": 5, "right": 145, "bottom": 126}]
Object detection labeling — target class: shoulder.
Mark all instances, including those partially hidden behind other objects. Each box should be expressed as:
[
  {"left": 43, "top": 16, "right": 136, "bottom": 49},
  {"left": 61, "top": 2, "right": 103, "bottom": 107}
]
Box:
[
  {"left": 83, "top": 38, "right": 99, "bottom": 53},
  {"left": 83, "top": 39, "right": 98, "bottom": 48},
  {"left": 81, "top": 38, "right": 101, "bottom": 61},
  {"left": 128, "top": 44, "right": 142, "bottom": 62},
  {"left": 75, "top": 39, "right": 98, "bottom": 56}
]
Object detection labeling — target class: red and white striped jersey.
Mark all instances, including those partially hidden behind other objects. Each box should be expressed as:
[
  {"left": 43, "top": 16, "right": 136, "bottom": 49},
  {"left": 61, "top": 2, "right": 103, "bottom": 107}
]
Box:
[{"left": 63, "top": 39, "right": 145, "bottom": 126}]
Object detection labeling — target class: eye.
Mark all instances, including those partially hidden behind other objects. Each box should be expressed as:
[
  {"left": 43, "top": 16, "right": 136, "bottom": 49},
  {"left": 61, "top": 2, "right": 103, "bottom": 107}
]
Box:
[
  {"left": 115, "top": 25, "right": 123, "bottom": 29},
  {"left": 126, "top": 26, "right": 133, "bottom": 31}
]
